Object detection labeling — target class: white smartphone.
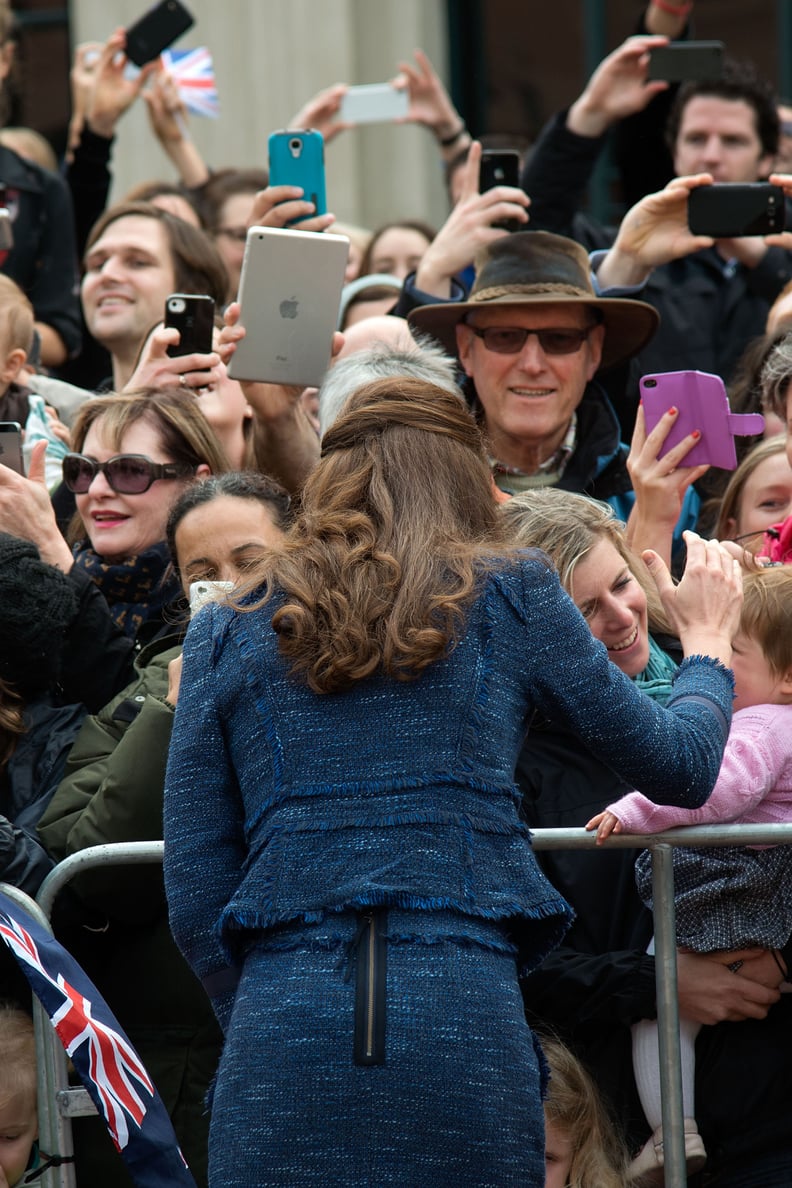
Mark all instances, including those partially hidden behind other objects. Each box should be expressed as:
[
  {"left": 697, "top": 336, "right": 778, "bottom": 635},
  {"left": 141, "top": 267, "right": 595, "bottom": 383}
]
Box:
[
  {"left": 227, "top": 227, "right": 349, "bottom": 386},
  {"left": 339, "top": 83, "right": 409, "bottom": 125},
  {"left": 189, "top": 580, "right": 234, "bottom": 614},
  {"left": 0, "top": 421, "right": 24, "bottom": 474}
]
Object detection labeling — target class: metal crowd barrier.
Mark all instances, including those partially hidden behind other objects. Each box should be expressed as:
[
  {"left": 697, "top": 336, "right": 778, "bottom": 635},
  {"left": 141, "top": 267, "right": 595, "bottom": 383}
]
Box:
[{"left": 2, "top": 827, "right": 790, "bottom": 1187}]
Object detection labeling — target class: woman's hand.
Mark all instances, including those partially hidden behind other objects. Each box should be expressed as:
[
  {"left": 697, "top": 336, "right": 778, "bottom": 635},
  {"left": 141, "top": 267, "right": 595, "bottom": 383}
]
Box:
[
  {"left": 84, "top": 28, "right": 157, "bottom": 139},
  {"left": 393, "top": 49, "right": 468, "bottom": 148},
  {"left": 643, "top": 530, "right": 743, "bottom": 666},
  {"left": 143, "top": 66, "right": 188, "bottom": 145},
  {"left": 218, "top": 302, "right": 342, "bottom": 419},
  {"left": 288, "top": 82, "right": 350, "bottom": 145},
  {"left": 0, "top": 441, "right": 74, "bottom": 571},
  {"left": 124, "top": 325, "right": 221, "bottom": 393},
  {"left": 625, "top": 403, "right": 709, "bottom": 567}
]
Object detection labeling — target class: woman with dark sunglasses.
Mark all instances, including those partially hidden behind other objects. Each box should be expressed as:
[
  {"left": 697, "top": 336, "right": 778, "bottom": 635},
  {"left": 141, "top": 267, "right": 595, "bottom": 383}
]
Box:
[
  {"left": 38, "top": 472, "right": 291, "bottom": 1188},
  {"left": 0, "top": 387, "right": 228, "bottom": 707},
  {"left": 64, "top": 388, "right": 229, "bottom": 638}
]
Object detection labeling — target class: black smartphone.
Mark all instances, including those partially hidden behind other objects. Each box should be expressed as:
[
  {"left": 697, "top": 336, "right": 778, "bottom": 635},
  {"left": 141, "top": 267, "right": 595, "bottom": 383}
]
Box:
[
  {"left": 0, "top": 421, "right": 24, "bottom": 474},
  {"left": 647, "top": 41, "right": 724, "bottom": 83},
  {"left": 124, "top": 0, "right": 194, "bottom": 67},
  {"left": 479, "top": 150, "right": 522, "bottom": 232},
  {"left": 688, "top": 183, "right": 786, "bottom": 238},
  {"left": 165, "top": 294, "right": 215, "bottom": 357}
]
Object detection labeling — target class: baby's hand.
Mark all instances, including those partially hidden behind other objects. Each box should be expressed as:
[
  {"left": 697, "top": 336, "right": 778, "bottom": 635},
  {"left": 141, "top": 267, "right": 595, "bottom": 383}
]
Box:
[{"left": 585, "top": 810, "right": 623, "bottom": 843}]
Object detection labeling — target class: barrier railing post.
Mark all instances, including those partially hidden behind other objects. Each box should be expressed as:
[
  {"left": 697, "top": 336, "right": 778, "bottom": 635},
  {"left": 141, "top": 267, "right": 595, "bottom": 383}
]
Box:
[{"left": 651, "top": 842, "right": 686, "bottom": 1187}]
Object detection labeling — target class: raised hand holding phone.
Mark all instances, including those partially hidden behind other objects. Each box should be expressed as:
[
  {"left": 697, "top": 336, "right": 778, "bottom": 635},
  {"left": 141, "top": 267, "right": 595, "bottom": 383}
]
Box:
[
  {"left": 268, "top": 130, "right": 327, "bottom": 228},
  {"left": 414, "top": 141, "right": 529, "bottom": 298},
  {"left": 165, "top": 293, "right": 214, "bottom": 357},
  {"left": 124, "top": 0, "right": 194, "bottom": 67}
]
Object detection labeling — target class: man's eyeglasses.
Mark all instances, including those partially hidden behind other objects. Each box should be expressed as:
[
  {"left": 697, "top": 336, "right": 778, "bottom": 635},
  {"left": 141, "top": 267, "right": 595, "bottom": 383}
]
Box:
[
  {"left": 466, "top": 324, "right": 596, "bottom": 356},
  {"left": 62, "top": 453, "right": 195, "bottom": 495}
]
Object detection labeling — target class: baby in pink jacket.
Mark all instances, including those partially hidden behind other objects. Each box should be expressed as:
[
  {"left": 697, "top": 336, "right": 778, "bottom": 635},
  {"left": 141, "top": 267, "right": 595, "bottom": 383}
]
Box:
[{"left": 587, "top": 567, "right": 792, "bottom": 1178}]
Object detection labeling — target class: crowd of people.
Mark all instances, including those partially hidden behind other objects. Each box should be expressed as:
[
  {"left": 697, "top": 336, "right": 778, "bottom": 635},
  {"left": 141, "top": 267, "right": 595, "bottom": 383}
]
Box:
[{"left": 0, "top": 0, "right": 791, "bottom": 1184}]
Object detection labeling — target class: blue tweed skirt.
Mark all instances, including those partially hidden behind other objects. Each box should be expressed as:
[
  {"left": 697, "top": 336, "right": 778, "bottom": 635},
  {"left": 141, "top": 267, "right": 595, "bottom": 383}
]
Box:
[{"left": 208, "top": 908, "right": 547, "bottom": 1187}]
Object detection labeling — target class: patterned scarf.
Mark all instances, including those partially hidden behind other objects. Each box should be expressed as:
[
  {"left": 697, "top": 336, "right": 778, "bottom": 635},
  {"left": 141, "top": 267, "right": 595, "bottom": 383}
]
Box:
[
  {"left": 633, "top": 635, "right": 679, "bottom": 705},
  {"left": 71, "top": 540, "right": 181, "bottom": 638}
]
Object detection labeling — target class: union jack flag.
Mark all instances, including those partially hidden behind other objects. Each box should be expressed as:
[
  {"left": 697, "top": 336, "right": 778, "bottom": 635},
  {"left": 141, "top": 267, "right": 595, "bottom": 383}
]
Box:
[
  {"left": 161, "top": 47, "right": 219, "bottom": 119},
  {"left": 0, "top": 893, "right": 197, "bottom": 1187}
]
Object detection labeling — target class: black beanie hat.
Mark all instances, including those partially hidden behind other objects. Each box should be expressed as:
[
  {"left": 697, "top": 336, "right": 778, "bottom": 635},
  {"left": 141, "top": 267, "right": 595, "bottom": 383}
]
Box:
[{"left": 0, "top": 534, "right": 79, "bottom": 697}]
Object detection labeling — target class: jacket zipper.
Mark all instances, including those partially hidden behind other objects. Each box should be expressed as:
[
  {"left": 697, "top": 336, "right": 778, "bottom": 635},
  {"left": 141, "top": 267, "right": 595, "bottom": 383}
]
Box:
[{"left": 353, "top": 909, "right": 387, "bottom": 1065}]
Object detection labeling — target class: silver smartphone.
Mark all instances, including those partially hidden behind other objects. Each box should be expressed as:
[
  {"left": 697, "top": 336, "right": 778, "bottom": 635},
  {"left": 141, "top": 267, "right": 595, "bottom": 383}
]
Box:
[
  {"left": 0, "top": 421, "right": 24, "bottom": 474},
  {"left": 227, "top": 227, "right": 349, "bottom": 386},
  {"left": 189, "top": 580, "right": 234, "bottom": 614},
  {"left": 339, "top": 83, "right": 409, "bottom": 125}
]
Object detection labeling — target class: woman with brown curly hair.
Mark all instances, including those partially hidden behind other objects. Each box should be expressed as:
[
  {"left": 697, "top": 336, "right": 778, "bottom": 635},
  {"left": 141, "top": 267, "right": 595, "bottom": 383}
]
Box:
[{"left": 163, "top": 377, "right": 742, "bottom": 1187}]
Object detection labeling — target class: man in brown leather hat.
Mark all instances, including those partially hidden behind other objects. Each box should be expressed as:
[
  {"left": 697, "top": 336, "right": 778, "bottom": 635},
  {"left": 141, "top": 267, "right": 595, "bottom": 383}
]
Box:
[{"left": 409, "top": 229, "right": 659, "bottom": 513}]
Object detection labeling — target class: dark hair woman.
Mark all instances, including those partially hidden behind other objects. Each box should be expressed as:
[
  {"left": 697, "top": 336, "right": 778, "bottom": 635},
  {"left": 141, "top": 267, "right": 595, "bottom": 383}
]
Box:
[{"left": 38, "top": 470, "right": 290, "bottom": 1188}]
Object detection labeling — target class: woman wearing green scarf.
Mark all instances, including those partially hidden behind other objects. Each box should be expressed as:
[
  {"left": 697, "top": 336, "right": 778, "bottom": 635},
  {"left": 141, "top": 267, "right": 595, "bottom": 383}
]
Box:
[
  {"left": 503, "top": 488, "right": 680, "bottom": 705},
  {"left": 503, "top": 488, "right": 733, "bottom": 1176}
]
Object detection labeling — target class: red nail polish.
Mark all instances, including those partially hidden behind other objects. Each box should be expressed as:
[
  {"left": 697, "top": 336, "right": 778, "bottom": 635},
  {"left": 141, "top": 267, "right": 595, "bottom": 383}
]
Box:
[
  {"left": 668, "top": 406, "right": 678, "bottom": 415},
  {"left": 692, "top": 429, "right": 701, "bottom": 440}
]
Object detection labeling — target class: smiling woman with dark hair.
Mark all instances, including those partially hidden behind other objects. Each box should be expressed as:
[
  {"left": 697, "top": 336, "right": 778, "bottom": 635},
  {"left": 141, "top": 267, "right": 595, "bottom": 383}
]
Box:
[{"left": 38, "top": 469, "right": 290, "bottom": 1188}]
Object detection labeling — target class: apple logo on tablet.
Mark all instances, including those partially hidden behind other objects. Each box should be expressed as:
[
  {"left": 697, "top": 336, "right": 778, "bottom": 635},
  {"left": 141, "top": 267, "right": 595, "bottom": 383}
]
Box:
[{"left": 279, "top": 297, "right": 298, "bottom": 319}]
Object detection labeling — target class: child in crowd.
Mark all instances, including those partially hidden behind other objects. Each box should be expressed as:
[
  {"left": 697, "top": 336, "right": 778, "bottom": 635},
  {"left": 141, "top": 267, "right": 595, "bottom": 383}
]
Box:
[
  {"left": 587, "top": 567, "right": 792, "bottom": 1179},
  {"left": 0, "top": 275, "right": 68, "bottom": 489},
  {"left": 541, "top": 1035, "right": 629, "bottom": 1187},
  {"left": 0, "top": 1004, "right": 49, "bottom": 1187}
]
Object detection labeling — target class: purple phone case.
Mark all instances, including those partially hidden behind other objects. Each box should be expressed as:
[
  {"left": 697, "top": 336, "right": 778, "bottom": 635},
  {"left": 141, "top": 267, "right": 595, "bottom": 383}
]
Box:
[{"left": 640, "top": 370, "right": 764, "bottom": 470}]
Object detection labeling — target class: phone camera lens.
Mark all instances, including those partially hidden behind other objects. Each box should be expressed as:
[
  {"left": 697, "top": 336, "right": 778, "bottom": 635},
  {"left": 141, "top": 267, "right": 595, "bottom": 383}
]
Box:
[
  {"left": 289, "top": 138, "right": 303, "bottom": 158},
  {"left": 169, "top": 298, "right": 186, "bottom": 314},
  {"left": 644, "top": 379, "right": 657, "bottom": 388}
]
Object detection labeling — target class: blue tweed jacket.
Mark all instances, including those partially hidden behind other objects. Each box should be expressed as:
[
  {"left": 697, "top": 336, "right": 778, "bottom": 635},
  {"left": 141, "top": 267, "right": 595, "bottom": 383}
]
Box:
[{"left": 164, "top": 554, "right": 733, "bottom": 1017}]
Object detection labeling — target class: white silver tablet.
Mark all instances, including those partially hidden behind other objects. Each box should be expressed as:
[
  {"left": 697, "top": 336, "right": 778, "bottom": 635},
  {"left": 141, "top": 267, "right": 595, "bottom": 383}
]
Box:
[{"left": 227, "top": 226, "right": 349, "bottom": 387}]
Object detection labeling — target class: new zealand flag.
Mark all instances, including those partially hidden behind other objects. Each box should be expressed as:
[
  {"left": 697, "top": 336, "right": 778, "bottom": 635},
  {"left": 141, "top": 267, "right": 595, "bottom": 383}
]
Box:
[{"left": 0, "top": 892, "right": 197, "bottom": 1187}]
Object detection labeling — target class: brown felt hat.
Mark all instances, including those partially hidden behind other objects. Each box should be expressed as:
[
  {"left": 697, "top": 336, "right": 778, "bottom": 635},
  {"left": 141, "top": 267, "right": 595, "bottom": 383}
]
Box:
[{"left": 408, "top": 231, "right": 659, "bottom": 371}]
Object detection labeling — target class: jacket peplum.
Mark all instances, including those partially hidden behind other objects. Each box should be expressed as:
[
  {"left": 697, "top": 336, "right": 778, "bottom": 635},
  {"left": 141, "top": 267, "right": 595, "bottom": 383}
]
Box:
[{"left": 164, "top": 554, "right": 734, "bottom": 1020}]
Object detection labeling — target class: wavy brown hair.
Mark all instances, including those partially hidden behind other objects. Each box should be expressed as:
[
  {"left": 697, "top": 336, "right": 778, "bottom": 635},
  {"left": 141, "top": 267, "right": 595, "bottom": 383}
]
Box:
[{"left": 247, "top": 377, "right": 509, "bottom": 693}]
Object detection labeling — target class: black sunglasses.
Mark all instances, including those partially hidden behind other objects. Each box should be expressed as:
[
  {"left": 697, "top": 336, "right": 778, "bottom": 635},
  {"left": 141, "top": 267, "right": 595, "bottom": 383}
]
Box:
[
  {"left": 466, "top": 325, "right": 595, "bottom": 356},
  {"left": 62, "top": 453, "right": 195, "bottom": 495}
]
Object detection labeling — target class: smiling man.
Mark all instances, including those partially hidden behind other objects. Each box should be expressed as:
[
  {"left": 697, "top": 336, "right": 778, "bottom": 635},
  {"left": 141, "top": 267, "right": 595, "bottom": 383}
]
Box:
[
  {"left": 81, "top": 202, "right": 228, "bottom": 391},
  {"left": 409, "top": 231, "right": 658, "bottom": 513}
]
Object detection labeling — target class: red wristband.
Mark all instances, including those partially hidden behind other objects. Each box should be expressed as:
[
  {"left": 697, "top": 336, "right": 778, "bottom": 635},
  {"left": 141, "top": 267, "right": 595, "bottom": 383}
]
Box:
[{"left": 651, "top": 0, "right": 693, "bottom": 16}]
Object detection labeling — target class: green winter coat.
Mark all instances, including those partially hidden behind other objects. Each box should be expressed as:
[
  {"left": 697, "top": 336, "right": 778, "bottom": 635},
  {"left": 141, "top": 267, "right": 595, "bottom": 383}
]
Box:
[{"left": 38, "top": 635, "right": 221, "bottom": 1188}]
